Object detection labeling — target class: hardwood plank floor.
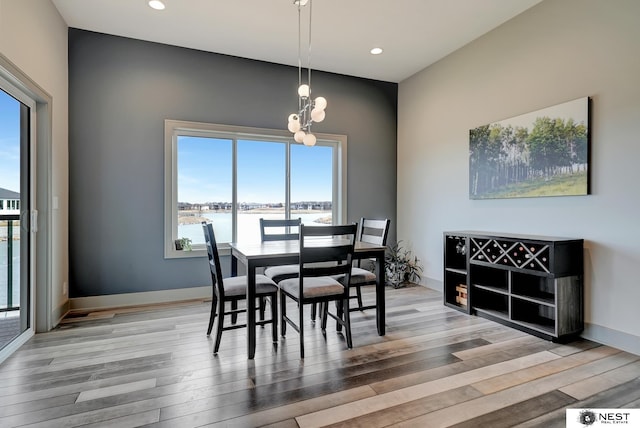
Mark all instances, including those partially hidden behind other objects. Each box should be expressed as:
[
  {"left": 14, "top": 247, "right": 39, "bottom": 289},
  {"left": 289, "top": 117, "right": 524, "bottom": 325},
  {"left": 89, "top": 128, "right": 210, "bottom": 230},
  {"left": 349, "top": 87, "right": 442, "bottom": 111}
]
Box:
[
  {"left": 0, "top": 286, "right": 638, "bottom": 427},
  {"left": 0, "top": 311, "right": 21, "bottom": 350}
]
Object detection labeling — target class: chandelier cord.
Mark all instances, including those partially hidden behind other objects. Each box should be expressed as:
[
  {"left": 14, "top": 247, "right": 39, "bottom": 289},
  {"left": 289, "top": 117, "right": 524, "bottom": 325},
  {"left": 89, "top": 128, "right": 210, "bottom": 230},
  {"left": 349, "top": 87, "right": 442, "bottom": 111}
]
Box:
[
  {"left": 307, "top": 0, "right": 312, "bottom": 99},
  {"left": 287, "top": 0, "right": 326, "bottom": 146},
  {"left": 297, "top": 2, "right": 302, "bottom": 113}
]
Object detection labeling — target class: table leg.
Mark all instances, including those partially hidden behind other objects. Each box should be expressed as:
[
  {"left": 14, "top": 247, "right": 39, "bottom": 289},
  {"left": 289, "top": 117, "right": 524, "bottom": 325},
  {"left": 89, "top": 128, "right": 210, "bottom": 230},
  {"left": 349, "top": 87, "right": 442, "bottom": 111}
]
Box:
[
  {"left": 247, "top": 261, "right": 257, "bottom": 359},
  {"left": 376, "top": 252, "right": 386, "bottom": 336}
]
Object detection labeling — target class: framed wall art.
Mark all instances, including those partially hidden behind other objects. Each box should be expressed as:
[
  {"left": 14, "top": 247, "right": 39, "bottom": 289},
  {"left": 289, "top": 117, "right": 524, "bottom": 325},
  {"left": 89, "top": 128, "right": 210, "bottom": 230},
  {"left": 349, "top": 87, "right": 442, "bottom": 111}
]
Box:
[{"left": 469, "top": 97, "right": 590, "bottom": 199}]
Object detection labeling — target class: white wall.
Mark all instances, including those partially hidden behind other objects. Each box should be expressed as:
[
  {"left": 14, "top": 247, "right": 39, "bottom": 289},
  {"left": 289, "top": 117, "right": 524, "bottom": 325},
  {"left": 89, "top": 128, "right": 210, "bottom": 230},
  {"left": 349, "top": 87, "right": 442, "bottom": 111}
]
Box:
[
  {"left": 0, "top": 0, "right": 69, "bottom": 324},
  {"left": 398, "top": 0, "right": 640, "bottom": 354}
]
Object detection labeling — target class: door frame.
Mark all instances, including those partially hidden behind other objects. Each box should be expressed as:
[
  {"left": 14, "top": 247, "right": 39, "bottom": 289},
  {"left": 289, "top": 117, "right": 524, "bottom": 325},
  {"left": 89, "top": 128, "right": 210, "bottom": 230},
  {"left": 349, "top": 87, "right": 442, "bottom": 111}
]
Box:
[{"left": 0, "top": 53, "right": 53, "bottom": 364}]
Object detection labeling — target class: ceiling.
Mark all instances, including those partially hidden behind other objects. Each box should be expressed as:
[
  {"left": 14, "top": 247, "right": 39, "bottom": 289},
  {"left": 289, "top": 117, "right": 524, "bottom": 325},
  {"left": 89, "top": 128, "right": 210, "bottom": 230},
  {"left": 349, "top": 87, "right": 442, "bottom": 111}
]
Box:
[{"left": 51, "top": 0, "right": 543, "bottom": 83}]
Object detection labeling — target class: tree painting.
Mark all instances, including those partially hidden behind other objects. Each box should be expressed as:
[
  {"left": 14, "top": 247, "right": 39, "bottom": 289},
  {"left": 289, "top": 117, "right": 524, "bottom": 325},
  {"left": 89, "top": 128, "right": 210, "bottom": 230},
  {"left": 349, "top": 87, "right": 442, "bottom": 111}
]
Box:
[{"left": 469, "top": 97, "right": 589, "bottom": 199}]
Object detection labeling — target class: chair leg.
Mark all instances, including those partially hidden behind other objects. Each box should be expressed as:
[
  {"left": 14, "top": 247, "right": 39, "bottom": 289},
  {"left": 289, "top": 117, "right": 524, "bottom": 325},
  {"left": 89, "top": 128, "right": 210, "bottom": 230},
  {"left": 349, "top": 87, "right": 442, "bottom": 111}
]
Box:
[
  {"left": 207, "top": 294, "right": 217, "bottom": 336},
  {"left": 336, "top": 300, "right": 344, "bottom": 332},
  {"left": 299, "top": 302, "right": 305, "bottom": 359},
  {"left": 311, "top": 302, "right": 317, "bottom": 322},
  {"left": 231, "top": 300, "right": 238, "bottom": 324},
  {"left": 270, "top": 294, "right": 278, "bottom": 343},
  {"left": 280, "top": 290, "right": 287, "bottom": 337},
  {"left": 320, "top": 301, "right": 329, "bottom": 332},
  {"left": 259, "top": 297, "right": 266, "bottom": 323},
  {"left": 355, "top": 285, "right": 364, "bottom": 311},
  {"left": 343, "top": 298, "right": 353, "bottom": 349},
  {"left": 213, "top": 300, "right": 224, "bottom": 354}
]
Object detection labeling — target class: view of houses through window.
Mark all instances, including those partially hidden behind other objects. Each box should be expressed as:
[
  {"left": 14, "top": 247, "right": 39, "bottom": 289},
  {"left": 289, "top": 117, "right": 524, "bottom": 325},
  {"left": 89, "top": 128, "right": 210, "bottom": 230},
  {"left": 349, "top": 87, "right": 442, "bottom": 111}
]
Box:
[{"left": 167, "top": 122, "right": 344, "bottom": 252}]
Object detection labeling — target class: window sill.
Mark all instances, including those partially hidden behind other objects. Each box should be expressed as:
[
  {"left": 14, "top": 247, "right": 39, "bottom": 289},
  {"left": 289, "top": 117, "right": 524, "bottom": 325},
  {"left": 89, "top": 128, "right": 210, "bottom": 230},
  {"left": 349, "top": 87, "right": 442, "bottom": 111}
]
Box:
[{"left": 165, "top": 246, "right": 231, "bottom": 259}]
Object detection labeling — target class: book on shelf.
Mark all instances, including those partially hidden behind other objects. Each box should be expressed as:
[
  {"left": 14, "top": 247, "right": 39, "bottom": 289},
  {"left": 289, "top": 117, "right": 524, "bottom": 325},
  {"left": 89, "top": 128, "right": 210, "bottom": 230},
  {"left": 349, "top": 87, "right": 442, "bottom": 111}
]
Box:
[
  {"left": 455, "top": 296, "right": 468, "bottom": 306},
  {"left": 455, "top": 283, "right": 468, "bottom": 306}
]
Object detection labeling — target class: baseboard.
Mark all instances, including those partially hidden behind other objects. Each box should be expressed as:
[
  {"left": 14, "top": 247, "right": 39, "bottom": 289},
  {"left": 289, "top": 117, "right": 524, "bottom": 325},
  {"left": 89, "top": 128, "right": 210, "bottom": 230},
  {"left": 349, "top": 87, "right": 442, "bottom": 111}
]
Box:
[
  {"left": 69, "top": 286, "right": 211, "bottom": 313},
  {"left": 422, "top": 276, "right": 443, "bottom": 293},
  {"left": 582, "top": 322, "right": 640, "bottom": 356},
  {"left": 52, "top": 299, "right": 71, "bottom": 328}
]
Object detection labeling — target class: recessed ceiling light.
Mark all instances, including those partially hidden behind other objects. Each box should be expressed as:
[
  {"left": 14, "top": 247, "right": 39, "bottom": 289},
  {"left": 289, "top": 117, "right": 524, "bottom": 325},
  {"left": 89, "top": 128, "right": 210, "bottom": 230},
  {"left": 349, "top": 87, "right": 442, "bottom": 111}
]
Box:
[
  {"left": 148, "top": 0, "right": 165, "bottom": 10},
  {"left": 370, "top": 47, "right": 383, "bottom": 55}
]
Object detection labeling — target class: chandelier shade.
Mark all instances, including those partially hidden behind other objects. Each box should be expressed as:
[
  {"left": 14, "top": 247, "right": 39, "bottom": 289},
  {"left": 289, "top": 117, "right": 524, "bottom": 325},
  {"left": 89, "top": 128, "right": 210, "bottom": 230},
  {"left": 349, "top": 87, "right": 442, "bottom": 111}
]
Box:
[{"left": 286, "top": 0, "right": 326, "bottom": 147}]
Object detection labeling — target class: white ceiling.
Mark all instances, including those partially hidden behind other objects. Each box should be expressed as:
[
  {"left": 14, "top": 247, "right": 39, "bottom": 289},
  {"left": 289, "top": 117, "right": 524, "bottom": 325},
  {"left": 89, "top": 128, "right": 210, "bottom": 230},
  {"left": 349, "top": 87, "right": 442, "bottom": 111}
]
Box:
[{"left": 51, "top": 0, "right": 543, "bottom": 83}]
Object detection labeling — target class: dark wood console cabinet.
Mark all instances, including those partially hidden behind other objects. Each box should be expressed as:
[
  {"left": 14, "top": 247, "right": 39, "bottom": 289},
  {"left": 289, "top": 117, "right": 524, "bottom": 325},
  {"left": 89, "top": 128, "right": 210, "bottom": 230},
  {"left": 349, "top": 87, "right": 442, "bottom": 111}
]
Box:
[{"left": 444, "top": 231, "right": 584, "bottom": 342}]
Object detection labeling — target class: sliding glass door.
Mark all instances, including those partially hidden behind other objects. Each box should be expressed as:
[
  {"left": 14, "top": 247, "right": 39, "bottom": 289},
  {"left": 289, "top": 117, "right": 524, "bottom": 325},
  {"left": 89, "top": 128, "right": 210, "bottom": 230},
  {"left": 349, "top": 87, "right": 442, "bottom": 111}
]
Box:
[{"left": 0, "top": 83, "right": 34, "bottom": 357}]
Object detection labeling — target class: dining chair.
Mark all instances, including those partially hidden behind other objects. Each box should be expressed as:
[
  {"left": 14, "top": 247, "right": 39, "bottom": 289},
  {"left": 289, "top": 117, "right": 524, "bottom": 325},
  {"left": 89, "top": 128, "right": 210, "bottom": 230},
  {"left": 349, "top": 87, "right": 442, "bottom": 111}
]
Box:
[
  {"left": 311, "top": 217, "right": 391, "bottom": 318},
  {"left": 262, "top": 218, "right": 302, "bottom": 284},
  {"left": 278, "top": 223, "right": 357, "bottom": 358},
  {"left": 346, "top": 217, "right": 391, "bottom": 311},
  {"left": 202, "top": 222, "right": 279, "bottom": 354}
]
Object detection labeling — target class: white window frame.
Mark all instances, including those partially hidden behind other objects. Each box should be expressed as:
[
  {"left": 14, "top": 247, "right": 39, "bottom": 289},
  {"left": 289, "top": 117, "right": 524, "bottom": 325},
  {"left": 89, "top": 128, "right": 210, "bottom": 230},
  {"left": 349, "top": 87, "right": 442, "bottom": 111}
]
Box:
[{"left": 164, "top": 119, "right": 348, "bottom": 258}]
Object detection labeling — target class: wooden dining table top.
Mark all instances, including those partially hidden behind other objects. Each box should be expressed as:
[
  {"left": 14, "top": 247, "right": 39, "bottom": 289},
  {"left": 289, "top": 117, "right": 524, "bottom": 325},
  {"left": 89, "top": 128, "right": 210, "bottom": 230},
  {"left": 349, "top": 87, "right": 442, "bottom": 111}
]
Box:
[{"left": 229, "top": 239, "right": 386, "bottom": 261}]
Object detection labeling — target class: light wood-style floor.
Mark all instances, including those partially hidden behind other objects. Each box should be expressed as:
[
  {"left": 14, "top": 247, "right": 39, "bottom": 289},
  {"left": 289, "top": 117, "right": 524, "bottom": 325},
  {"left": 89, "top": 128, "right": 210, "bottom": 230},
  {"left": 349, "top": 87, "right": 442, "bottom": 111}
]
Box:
[
  {"left": 0, "top": 311, "right": 21, "bottom": 350},
  {"left": 1, "top": 286, "right": 639, "bottom": 427}
]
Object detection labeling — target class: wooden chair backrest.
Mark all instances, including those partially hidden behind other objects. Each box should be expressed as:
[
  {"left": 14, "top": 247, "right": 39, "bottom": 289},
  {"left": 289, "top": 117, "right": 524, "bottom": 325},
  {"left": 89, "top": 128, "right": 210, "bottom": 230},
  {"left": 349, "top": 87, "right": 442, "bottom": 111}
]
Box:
[
  {"left": 298, "top": 223, "right": 357, "bottom": 291},
  {"left": 260, "top": 218, "right": 302, "bottom": 242},
  {"left": 358, "top": 218, "right": 390, "bottom": 246},
  {"left": 202, "top": 222, "right": 225, "bottom": 298}
]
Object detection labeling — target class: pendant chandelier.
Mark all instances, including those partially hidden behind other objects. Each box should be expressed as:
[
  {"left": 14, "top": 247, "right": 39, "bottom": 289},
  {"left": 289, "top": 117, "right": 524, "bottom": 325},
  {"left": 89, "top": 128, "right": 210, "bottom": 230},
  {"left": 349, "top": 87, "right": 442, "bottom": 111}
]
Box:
[{"left": 286, "top": 0, "right": 327, "bottom": 147}]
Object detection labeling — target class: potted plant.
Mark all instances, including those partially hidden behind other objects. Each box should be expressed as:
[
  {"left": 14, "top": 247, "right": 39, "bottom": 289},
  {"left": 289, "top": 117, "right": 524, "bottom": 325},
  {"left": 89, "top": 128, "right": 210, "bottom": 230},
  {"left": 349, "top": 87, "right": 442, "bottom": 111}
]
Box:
[
  {"left": 385, "top": 241, "right": 423, "bottom": 288},
  {"left": 174, "top": 237, "right": 192, "bottom": 251}
]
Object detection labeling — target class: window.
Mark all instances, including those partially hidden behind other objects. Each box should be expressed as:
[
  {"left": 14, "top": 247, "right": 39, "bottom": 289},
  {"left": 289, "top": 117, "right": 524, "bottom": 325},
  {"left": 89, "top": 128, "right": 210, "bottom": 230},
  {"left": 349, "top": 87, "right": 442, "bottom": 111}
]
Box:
[
  {"left": 164, "top": 120, "right": 347, "bottom": 258},
  {"left": 176, "top": 135, "right": 232, "bottom": 244},
  {"left": 237, "top": 140, "right": 286, "bottom": 242}
]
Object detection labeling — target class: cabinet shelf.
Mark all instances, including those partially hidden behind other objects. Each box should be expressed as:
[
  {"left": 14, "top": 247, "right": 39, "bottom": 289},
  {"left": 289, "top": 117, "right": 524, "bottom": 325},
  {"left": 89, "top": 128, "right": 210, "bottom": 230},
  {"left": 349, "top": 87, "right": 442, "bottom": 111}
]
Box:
[
  {"left": 511, "top": 292, "right": 555, "bottom": 307},
  {"left": 473, "top": 283, "right": 509, "bottom": 296},
  {"left": 474, "top": 307, "right": 510, "bottom": 322},
  {"left": 513, "top": 318, "right": 555, "bottom": 335},
  {"left": 471, "top": 264, "right": 508, "bottom": 292},
  {"left": 472, "top": 286, "right": 508, "bottom": 315},
  {"left": 443, "top": 235, "right": 471, "bottom": 313},
  {"left": 445, "top": 267, "right": 467, "bottom": 275},
  {"left": 444, "top": 231, "right": 583, "bottom": 342}
]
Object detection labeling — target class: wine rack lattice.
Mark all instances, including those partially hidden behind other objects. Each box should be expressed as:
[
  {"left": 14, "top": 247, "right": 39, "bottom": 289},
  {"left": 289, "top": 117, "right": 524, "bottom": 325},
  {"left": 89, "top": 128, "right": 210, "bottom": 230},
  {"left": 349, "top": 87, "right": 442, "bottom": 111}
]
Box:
[{"left": 470, "top": 238, "right": 550, "bottom": 273}]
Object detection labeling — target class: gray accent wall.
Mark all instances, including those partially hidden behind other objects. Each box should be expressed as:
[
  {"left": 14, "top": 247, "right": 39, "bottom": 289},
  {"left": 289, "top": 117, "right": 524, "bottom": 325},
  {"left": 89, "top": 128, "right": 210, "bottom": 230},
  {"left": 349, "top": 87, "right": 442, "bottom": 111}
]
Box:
[{"left": 68, "top": 29, "right": 397, "bottom": 297}]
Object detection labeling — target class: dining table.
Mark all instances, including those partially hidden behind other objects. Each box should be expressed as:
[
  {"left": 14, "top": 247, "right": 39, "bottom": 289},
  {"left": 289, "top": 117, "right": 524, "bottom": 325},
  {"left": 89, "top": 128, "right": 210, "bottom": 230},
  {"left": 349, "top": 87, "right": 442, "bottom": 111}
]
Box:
[{"left": 229, "top": 239, "right": 387, "bottom": 359}]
